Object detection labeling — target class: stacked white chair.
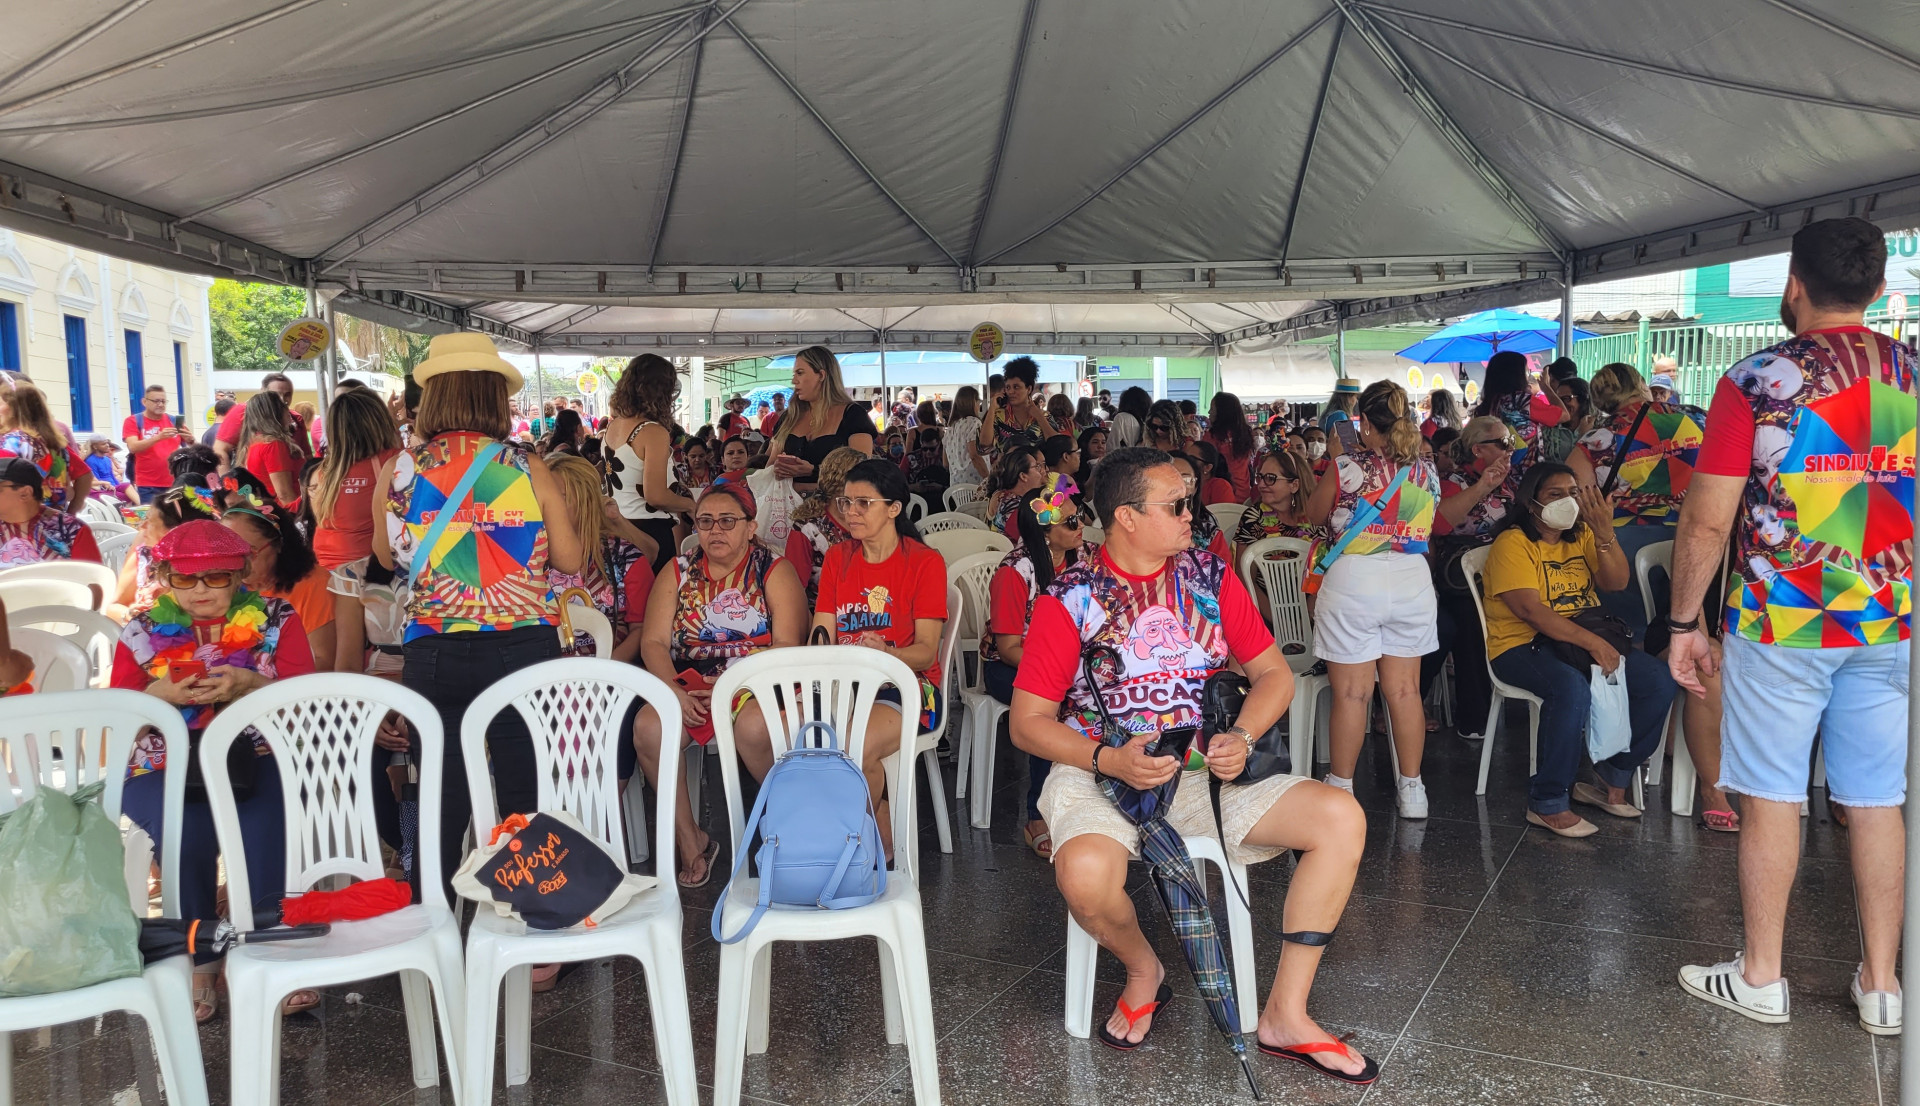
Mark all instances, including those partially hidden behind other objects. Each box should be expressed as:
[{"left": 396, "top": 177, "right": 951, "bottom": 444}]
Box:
[
  {"left": 9, "top": 627, "right": 91, "bottom": 692},
  {"left": 918, "top": 511, "right": 986, "bottom": 534},
  {"left": 956, "top": 497, "right": 992, "bottom": 523},
  {"left": 906, "top": 493, "right": 929, "bottom": 522},
  {"left": 1206, "top": 502, "right": 1245, "bottom": 537},
  {"left": 200, "top": 676, "right": 466, "bottom": 1106},
  {"left": 1459, "top": 546, "right": 1542, "bottom": 795},
  {"left": 941, "top": 485, "right": 981, "bottom": 513},
  {"left": 0, "top": 691, "right": 207, "bottom": 1106},
  {"left": 9, "top": 605, "right": 120, "bottom": 688},
  {"left": 0, "top": 561, "right": 118, "bottom": 611},
  {"left": 921, "top": 528, "right": 1010, "bottom": 563},
  {"left": 96, "top": 530, "right": 140, "bottom": 576},
  {"left": 78, "top": 497, "right": 122, "bottom": 525},
  {"left": 458, "top": 659, "right": 697, "bottom": 1106},
  {"left": 945, "top": 551, "right": 1007, "bottom": 829},
  {"left": 1236, "top": 537, "right": 1330, "bottom": 773},
  {"left": 709, "top": 647, "right": 940, "bottom": 1106},
  {"left": 0, "top": 575, "right": 96, "bottom": 614}
]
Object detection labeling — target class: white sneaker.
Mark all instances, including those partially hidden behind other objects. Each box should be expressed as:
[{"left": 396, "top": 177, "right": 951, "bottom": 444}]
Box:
[
  {"left": 1678, "top": 954, "right": 1789, "bottom": 1024},
  {"left": 1851, "top": 965, "right": 1902, "bottom": 1035},
  {"left": 1396, "top": 775, "right": 1429, "bottom": 819},
  {"left": 1322, "top": 773, "right": 1354, "bottom": 796}
]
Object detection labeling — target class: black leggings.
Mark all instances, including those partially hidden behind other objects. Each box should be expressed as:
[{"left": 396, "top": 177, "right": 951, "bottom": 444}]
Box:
[
  {"left": 401, "top": 625, "right": 562, "bottom": 906},
  {"left": 985, "top": 659, "right": 1050, "bottom": 822},
  {"left": 628, "top": 517, "right": 680, "bottom": 573}
]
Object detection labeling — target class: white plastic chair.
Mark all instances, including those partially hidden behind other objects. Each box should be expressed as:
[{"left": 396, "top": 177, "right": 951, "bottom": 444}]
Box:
[
  {"left": 0, "top": 691, "right": 207, "bottom": 1106},
  {"left": 1634, "top": 540, "right": 1698, "bottom": 816},
  {"left": 680, "top": 532, "right": 701, "bottom": 555},
  {"left": 1207, "top": 502, "right": 1245, "bottom": 537},
  {"left": 1237, "top": 537, "right": 1330, "bottom": 773},
  {"left": 1460, "top": 546, "right": 1542, "bottom": 795},
  {"left": 78, "top": 497, "right": 122, "bottom": 524},
  {"left": 0, "top": 575, "right": 97, "bottom": 614},
  {"left": 560, "top": 602, "right": 614, "bottom": 659},
  {"left": 96, "top": 530, "right": 140, "bottom": 576},
  {"left": 907, "top": 589, "right": 962, "bottom": 855},
  {"left": 708, "top": 647, "right": 939, "bottom": 1106},
  {"left": 0, "top": 560, "right": 118, "bottom": 611},
  {"left": 942, "top": 485, "right": 982, "bottom": 512},
  {"left": 199, "top": 675, "right": 466, "bottom": 1106},
  {"left": 956, "top": 498, "right": 992, "bottom": 523},
  {"left": 906, "top": 493, "right": 929, "bottom": 522},
  {"left": 9, "top": 621, "right": 102, "bottom": 691},
  {"left": 1082, "top": 523, "right": 1104, "bottom": 545},
  {"left": 1064, "top": 831, "right": 1256, "bottom": 1038},
  {"left": 922, "top": 529, "right": 1011, "bottom": 563},
  {"left": 458, "top": 659, "right": 696, "bottom": 1105},
  {"left": 918, "top": 510, "right": 986, "bottom": 534},
  {"left": 86, "top": 518, "right": 134, "bottom": 538},
  {"left": 946, "top": 552, "right": 1007, "bottom": 829}
]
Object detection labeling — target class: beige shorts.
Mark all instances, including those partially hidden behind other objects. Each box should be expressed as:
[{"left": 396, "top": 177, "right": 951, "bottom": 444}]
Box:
[{"left": 1038, "top": 762, "right": 1310, "bottom": 866}]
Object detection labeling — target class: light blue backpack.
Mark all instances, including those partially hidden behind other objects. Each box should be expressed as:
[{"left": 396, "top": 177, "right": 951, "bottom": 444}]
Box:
[{"left": 711, "top": 720, "right": 887, "bottom": 944}]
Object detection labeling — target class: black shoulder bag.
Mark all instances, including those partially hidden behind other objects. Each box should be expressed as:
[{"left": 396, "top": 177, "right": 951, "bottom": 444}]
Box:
[{"left": 1198, "top": 671, "right": 1290, "bottom": 782}]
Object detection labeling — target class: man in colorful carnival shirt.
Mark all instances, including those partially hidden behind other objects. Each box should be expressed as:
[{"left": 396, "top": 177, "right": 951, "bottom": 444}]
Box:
[
  {"left": 1671, "top": 218, "right": 1915, "bottom": 1035},
  {"left": 1009, "top": 447, "right": 1376, "bottom": 1085}
]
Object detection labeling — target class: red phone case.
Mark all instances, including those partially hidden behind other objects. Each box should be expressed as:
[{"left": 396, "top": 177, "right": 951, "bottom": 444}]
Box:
[{"left": 171, "top": 660, "right": 206, "bottom": 682}]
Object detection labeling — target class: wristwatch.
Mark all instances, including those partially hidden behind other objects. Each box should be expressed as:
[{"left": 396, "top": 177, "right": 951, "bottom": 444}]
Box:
[{"left": 1225, "top": 725, "right": 1254, "bottom": 755}]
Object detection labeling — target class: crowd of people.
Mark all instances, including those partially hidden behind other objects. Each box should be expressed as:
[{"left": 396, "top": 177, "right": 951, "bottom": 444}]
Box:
[{"left": 5, "top": 217, "right": 1908, "bottom": 1073}]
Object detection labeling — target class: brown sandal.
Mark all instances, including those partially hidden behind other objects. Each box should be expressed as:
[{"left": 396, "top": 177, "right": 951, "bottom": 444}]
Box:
[{"left": 192, "top": 973, "right": 220, "bottom": 1023}]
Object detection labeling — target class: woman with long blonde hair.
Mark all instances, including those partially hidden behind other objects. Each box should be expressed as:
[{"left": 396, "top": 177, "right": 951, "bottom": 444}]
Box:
[
  {"left": 1306, "top": 380, "right": 1442, "bottom": 818},
  {"left": 310, "top": 388, "right": 403, "bottom": 673},
  {"left": 0, "top": 383, "right": 91, "bottom": 511},
  {"left": 769, "top": 346, "right": 876, "bottom": 491}
]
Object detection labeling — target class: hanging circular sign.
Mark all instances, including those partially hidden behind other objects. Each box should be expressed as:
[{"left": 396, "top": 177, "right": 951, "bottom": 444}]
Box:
[
  {"left": 1430, "top": 372, "right": 1448, "bottom": 391},
  {"left": 1464, "top": 381, "right": 1481, "bottom": 404},
  {"left": 968, "top": 322, "right": 1006, "bottom": 363},
  {"left": 1406, "top": 367, "right": 1424, "bottom": 389},
  {"left": 576, "top": 371, "right": 601, "bottom": 394},
  {"left": 275, "top": 317, "right": 331, "bottom": 362},
  {"left": 205, "top": 405, "right": 221, "bottom": 426}
]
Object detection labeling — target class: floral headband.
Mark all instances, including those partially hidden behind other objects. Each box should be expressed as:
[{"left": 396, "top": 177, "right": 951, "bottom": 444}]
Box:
[
  {"left": 217, "top": 475, "right": 278, "bottom": 526},
  {"left": 178, "top": 484, "right": 224, "bottom": 517},
  {"left": 1027, "top": 474, "right": 1077, "bottom": 527}
]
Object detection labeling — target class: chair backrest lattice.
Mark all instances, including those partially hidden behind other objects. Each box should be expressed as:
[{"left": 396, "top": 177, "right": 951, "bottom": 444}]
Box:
[
  {"left": 923, "top": 529, "right": 1011, "bottom": 562},
  {"left": 919, "top": 511, "right": 986, "bottom": 534},
  {"left": 1237, "top": 537, "right": 1314, "bottom": 656}
]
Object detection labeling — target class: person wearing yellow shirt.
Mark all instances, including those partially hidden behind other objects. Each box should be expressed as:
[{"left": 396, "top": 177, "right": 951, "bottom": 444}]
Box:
[{"left": 1482, "top": 463, "right": 1678, "bottom": 838}]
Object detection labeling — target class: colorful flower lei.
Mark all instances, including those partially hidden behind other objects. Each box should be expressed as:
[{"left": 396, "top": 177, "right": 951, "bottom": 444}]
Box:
[{"left": 139, "top": 589, "right": 274, "bottom": 729}]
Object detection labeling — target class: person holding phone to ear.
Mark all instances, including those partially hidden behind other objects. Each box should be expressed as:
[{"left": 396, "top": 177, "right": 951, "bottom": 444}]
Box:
[{"left": 1009, "top": 447, "right": 1376, "bottom": 1084}]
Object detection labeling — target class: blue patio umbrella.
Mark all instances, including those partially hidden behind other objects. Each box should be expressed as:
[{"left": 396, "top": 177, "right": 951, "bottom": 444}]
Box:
[{"left": 1395, "top": 308, "right": 1597, "bottom": 364}]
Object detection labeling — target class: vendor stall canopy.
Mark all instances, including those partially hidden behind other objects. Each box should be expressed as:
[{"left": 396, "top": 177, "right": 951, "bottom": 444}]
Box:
[{"left": 2, "top": 0, "right": 1916, "bottom": 357}]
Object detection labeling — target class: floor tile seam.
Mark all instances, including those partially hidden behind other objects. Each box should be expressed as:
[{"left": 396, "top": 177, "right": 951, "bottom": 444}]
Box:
[
  {"left": 1360, "top": 821, "right": 1532, "bottom": 1104},
  {"left": 1400, "top": 1035, "right": 1798, "bottom": 1106},
  {"left": 1479, "top": 909, "right": 1865, "bottom": 965},
  {"left": 1869, "top": 1033, "right": 1884, "bottom": 1106}
]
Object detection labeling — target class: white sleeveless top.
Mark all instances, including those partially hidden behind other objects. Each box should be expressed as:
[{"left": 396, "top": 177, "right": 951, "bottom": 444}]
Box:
[{"left": 608, "top": 420, "right": 674, "bottom": 521}]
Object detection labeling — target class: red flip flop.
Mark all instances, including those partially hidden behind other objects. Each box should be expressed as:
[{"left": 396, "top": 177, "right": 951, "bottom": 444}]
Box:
[
  {"left": 1096, "top": 983, "right": 1172, "bottom": 1051},
  {"left": 1258, "top": 1038, "right": 1381, "bottom": 1085}
]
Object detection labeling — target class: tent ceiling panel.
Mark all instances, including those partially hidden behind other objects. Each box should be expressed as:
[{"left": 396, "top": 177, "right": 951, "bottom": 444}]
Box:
[{"left": 1, "top": 0, "right": 1916, "bottom": 344}]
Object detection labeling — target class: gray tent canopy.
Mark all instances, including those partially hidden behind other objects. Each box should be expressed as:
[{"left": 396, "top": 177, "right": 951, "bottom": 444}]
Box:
[{"left": 1, "top": 0, "right": 1916, "bottom": 355}]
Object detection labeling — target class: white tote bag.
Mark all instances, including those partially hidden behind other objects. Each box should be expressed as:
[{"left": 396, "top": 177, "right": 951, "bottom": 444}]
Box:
[
  {"left": 1585, "top": 664, "right": 1632, "bottom": 763},
  {"left": 746, "top": 466, "right": 803, "bottom": 555}
]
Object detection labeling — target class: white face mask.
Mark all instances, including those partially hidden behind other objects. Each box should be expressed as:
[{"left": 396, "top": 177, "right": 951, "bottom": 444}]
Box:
[
  {"left": 1536, "top": 496, "right": 1580, "bottom": 530},
  {"left": 1306, "top": 441, "right": 1326, "bottom": 460}
]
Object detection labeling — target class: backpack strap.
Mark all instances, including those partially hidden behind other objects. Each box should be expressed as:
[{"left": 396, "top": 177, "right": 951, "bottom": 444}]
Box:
[
  {"left": 412, "top": 442, "right": 503, "bottom": 582},
  {"left": 712, "top": 777, "right": 778, "bottom": 944},
  {"left": 815, "top": 830, "right": 887, "bottom": 908},
  {"left": 1311, "top": 462, "right": 1411, "bottom": 577}
]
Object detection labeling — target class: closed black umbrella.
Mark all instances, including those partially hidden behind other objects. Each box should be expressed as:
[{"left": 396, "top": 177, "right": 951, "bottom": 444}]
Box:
[{"left": 138, "top": 918, "right": 330, "bottom": 964}]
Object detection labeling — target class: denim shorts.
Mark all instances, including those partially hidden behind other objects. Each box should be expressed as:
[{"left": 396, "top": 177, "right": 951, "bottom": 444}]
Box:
[{"left": 1720, "top": 633, "right": 1911, "bottom": 807}]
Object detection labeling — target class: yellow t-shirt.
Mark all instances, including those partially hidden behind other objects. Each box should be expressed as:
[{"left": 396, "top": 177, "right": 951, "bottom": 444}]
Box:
[{"left": 1482, "top": 526, "right": 1601, "bottom": 660}]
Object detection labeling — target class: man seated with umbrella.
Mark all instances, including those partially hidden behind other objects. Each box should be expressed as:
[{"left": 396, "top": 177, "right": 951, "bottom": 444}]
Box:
[{"left": 1009, "top": 446, "right": 1377, "bottom": 1086}]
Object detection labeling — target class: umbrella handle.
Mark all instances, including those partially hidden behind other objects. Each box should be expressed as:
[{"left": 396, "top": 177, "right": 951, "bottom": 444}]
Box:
[{"left": 236, "top": 923, "right": 332, "bottom": 944}]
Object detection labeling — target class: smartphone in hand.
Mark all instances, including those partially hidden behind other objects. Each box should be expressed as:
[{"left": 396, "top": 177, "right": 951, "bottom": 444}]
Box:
[
  {"left": 170, "top": 659, "right": 207, "bottom": 683},
  {"left": 1332, "top": 414, "right": 1361, "bottom": 456},
  {"left": 1147, "top": 726, "right": 1198, "bottom": 762}
]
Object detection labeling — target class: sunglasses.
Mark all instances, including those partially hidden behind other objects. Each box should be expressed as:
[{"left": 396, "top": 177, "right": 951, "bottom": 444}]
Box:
[
  {"left": 693, "top": 515, "right": 744, "bottom": 531},
  {"left": 1133, "top": 499, "right": 1193, "bottom": 517},
  {"left": 1148, "top": 422, "right": 1171, "bottom": 435},
  {"left": 167, "top": 571, "right": 238, "bottom": 590},
  {"left": 1047, "top": 516, "right": 1084, "bottom": 531},
  {"left": 1476, "top": 439, "right": 1513, "bottom": 451}
]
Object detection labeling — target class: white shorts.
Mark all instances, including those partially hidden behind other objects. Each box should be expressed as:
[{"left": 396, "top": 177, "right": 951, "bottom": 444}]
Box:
[
  {"left": 1312, "top": 551, "right": 1437, "bottom": 664},
  {"left": 1038, "top": 762, "right": 1309, "bottom": 866}
]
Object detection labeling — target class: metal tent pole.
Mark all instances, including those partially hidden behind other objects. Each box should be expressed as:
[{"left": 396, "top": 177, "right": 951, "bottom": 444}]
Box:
[
  {"left": 1559, "top": 260, "right": 1575, "bottom": 359},
  {"left": 1905, "top": 381, "right": 1920, "bottom": 1104},
  {"left": 879, "top": 327, "right": 889, "bottom": 433},
  {"left": 534, "top": 348, "right": 545, "bottom": 437}
]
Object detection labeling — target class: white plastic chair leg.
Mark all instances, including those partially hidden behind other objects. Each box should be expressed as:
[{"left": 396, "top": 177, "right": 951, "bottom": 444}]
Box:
[
  {"left": 1475, "top": 693, "right": 1505, "bottom": 796},
  {"left": 502, "top": 964, "right": 534, "bottom": 1086},
  {"left": 1526, "top": 702, "right": 1540, "bottom": 776},
  {"left": 1063, "top": 914, "right": 1097, "bottom": 1038},
  {"left": 0, "top": 1025, "right": 11, "bottom": 1106},
  {"left": 968, "top": 699, "right": 1007, "bottom": 830},
  {"left": 622, "top": 778, "right": 650, "bottom": 866},
  {"left": 878, "top": 941, "right": 905, "bottom": 1045},
  {"left": 122, "top": 824, "right": 154, "bottom": 916},
  {"left": 225, "top": 982, "right": 281, "bottom": 1106},
  {"left": 400, "top": 968, "right": 441, "bottom": 1088},
  {"left": 146, "top": 956, "right": 212, "bottom": 1106},
  {"left": 920, "top": 747, "right": 954, "bottom": 853},
  {"left": 461, "top": 947, "right": 503, "bottom": 1103},
  {"left": 1812, "top": 741, "right": 1827, "bottom": 790},
  {"left": 1670, "top": 710, "right": 1697, "bottom": 818},
  {"left": 1646, "top": 729, "right": 1667, "bottom": 787},
  {"left": 642, "top": 929, "right": 702, "bottom": 1106},
  {"left": 747, "top": 944, "right": 773, "bottom": 1055},
  {"left": 713, "top": 942, "right": 757, "bottom": 1106},
  {"left": 1287, "top": 689, "right": 1314, "bottom": 778},
  {"left": 686, "top": 741, "right": 708, "bottom": 823},
  {"left": 882, "top": 926, "right": 942, "bottom": 1106}
]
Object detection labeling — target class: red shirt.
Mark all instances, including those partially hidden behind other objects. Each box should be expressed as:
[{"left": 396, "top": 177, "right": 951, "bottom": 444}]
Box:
[
  {"left": 311, "top": 449, "right": 400, "bottom": 567},
  {"left": 245, "top": 440, "right": 299, "bottom": 504},
  {"left": 814, "top": 538, "right": 948, "bottom": 686},
  {"left": 760, "top": 410, "right": 783, "bottom": 436},
  {"left": 121, "top": 414, "right": 181, "bottom": 487},
  {"left": 219, "top": 404, "right": 310, "bottom": 457}
]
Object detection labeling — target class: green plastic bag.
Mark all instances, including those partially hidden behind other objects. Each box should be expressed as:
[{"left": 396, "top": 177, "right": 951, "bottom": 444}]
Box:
[{"left": 0, "top": 780, "right": 142, "bottom": 996}]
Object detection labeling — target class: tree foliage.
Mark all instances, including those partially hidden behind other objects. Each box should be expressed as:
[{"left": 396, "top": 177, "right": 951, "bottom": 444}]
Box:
[{"left": 207, "top": 280, "right": 307, "bottom": 374}]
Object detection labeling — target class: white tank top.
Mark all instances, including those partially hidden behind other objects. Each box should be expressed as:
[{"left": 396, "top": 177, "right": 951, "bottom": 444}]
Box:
[{"left": 608, "top": 421, "right": 674, "bottom": 521}]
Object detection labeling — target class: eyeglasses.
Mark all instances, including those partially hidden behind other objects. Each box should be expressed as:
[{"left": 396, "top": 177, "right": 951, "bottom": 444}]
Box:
[
  {"left": 1132, "top": 499, "right": 1193, "bottom": 517},
  {"left": 694, "top": 515, "right": 745, "bottom": 531},
  {"left": 1254, "top": 472, "right": 1293, "bottom": 487},
  {"left": 833, "top": 496, "right": 892, "bottom": 514},
  {"left": 1177, "top": 475, "right": 1197, "bottom": 490},
  {"left": 167, "top": 571, "right": 237, "bottom": 590}
]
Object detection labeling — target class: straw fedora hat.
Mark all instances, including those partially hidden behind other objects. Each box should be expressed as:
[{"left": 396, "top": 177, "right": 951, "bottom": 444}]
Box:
[{"left": 412, "top": 332, "right": 524, "bottom": 391}]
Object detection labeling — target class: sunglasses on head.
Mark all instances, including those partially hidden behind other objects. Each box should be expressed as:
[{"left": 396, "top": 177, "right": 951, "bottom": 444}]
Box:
[
  {"left": 167, "top": 571, "right": 237, "bottom": 590},
  {"left": 1477, "top": 438, "right": 1513, "bottom": 451}
]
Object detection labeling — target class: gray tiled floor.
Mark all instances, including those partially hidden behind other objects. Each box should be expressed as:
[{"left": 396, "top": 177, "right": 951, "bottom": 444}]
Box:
[{"left": 10, "top": 707, "right": 1892, "bottom": 1105}]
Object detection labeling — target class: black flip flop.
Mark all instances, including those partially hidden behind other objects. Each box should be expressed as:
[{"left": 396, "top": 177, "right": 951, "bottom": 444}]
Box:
[
  {"left": 1258, "top": 1038, "right": 1380, "bottom": 1086},
  {"left": 1096, "top": 983, "right": 1172, "bottom": 1051}
]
